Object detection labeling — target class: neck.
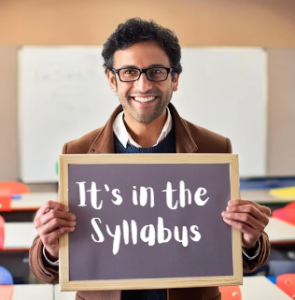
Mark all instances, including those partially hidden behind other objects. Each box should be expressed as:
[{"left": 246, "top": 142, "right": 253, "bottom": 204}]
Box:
[{"left": 124, "top": 110, "right": 167, "bottom": 148}]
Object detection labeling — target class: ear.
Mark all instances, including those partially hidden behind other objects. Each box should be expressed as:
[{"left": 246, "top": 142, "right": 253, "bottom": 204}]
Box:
[
  {"left": 172, "top": 73, "right": 179, "bottom": 92},
  {"left": 107, "top": 70, "right": 117, "bottom": 93}
]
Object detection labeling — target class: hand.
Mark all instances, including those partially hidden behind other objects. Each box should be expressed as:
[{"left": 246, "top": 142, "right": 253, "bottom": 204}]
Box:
[
  {"left": 34, "top": 200, "right": 76, "bottom": 259},
  {"left": 221, "top": 199, "right": 271, "bottom": 249}
]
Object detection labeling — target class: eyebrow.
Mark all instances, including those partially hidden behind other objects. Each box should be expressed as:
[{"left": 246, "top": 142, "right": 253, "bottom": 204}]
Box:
[{"left": 118, "top": 64, "right": 168, "bottom": 69}]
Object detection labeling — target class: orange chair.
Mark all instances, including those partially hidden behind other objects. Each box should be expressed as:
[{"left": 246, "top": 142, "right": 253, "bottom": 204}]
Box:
[
  {"left": 0, "top": 215, "right": 4, "bottom": 249},
  {"left": 0, "top": 181, "right": 29, "bottom": 212},
  {"left": 277, "top": 273, "right": 295, "bottom": 298},
  {"left": 0, "top": 285, "right": 13, "bottom": 300},
  {"left": 219, "top": 286, "right": 241, "bottom": 300},
  {"left": 0, "top": 181, "right": 29, "bottom": 195},
  {"left": 273, "top": 202, "right": 295, "bottom": 226}
]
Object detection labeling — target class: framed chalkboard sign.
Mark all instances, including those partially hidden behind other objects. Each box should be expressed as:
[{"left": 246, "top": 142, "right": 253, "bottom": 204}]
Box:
[{"left": 59, "top": 154, "right": 242, "bottom": 291}]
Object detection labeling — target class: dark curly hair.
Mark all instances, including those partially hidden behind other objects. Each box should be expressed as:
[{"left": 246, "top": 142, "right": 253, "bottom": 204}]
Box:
[{"left": 102, "top": 18, "right": 182, "bottom": 75}]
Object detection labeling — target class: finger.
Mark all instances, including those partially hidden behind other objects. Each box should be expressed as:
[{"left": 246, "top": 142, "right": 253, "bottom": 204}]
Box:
[
  {"left": 35, "top": 200, "right": 69, "bottom": 218},
  {"left": 36, "top": 209, "right": 76, "bottom": 228},
  {"left": 38, "top": 218, "right": 76, "bottom": 236},
  {"left": 42, "top": 226, "right": 75, "bottom": 245},
  {"left": 225, "top": 204, "right": 269, "bottom": 225},
  {"left": 222, "top": 211, "right": 265, "bottom": 230},
  {"left": 228, "top": 199, "right": 271, "bottom": 216},
  {"left": 223, "top": 217, "right": 259, "bottom": 247}
]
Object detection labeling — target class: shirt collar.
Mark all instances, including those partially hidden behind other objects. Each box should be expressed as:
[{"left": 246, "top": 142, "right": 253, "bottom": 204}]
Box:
[{"left": 113, "top": 108, "right": 173, "bottom": 148}]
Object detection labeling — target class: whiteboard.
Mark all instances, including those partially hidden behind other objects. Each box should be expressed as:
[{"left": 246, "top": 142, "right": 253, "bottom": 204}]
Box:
[{"left": 18, "top": 47, "right": 267, "bottom": 182}]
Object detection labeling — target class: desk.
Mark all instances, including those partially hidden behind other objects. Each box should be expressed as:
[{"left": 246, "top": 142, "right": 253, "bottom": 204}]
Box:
[
  {"left": 3, "top": 222, "right": 37, "bottom": 251},
  {"left": 12, "top": 284, "right": 53, "bottom": 300},
  {"left": 11, "top": 192, "right": 58, "bottom": 211},
  {"left": 240, "top": 189, "right": 293, "bottom": 204},
  {"left": 54, "top": 285, "right": 76, "bottom": 300},
  {"left": 241, "top": 276, "right": 291, "bottom": 300},
  {"left": 265, "top": 217, "right": 295, "bottom": 244}
]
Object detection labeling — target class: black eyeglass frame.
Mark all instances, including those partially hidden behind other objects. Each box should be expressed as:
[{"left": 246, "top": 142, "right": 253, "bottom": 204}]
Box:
[{"left": 111, "top": 67, "right": 176, "bottom": 82}]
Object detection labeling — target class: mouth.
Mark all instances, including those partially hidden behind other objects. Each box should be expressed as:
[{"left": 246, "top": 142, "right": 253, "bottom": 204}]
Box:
[{"left": 132, "top": 96, "right": 156, "bottom": 103}]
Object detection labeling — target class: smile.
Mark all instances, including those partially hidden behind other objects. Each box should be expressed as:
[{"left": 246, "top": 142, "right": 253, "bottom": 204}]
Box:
[{"left": 132, "top": 96, "right": 156, "bottom": 103}]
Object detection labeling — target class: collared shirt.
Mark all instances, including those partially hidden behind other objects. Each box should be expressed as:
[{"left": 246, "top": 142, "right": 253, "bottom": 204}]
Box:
[{"left": 113, "top": 108, "right": 172, "bottom": 148}]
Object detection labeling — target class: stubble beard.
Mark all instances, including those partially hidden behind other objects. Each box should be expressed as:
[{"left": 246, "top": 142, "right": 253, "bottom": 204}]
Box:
[{"left": 117, "top": 86, "right": 173, "bottom": 124}]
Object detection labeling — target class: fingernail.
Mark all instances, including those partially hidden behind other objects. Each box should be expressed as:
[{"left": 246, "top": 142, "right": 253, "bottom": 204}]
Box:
[{"left": 70, "top": 214, "right": 76, "bottom": 220}]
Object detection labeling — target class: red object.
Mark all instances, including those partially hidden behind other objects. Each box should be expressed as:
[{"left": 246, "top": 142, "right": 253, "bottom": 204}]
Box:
[
  {"left": 0, "top": 181, "right": 29, "bottom": 195},
  {"left": 219, "top": 286, "right": 241, "bottom": 300},
  {"left": 0, "top": 194, "right": 11, "bottom": 211},
  {"left": 273, "top": 202, "right": 295, "bottom": 226},
  {"left": 0, "top": 285, "right": 13, "bottom": 300},
  {"left": 0, "top": 215, "right": 5, "bottom": 249},
  {"left": 277, "top": 273, "right": 295, "bottom": 298}
]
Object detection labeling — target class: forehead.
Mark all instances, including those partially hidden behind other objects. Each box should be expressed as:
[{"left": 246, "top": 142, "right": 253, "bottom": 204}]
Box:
[{"left": 112, "top": 41, "right": 170, "bottom": 68}]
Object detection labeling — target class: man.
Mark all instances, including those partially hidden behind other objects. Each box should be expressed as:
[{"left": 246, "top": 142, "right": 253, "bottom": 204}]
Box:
[{"left": 30, "top": 18, "right": 270, "bottom": 300}]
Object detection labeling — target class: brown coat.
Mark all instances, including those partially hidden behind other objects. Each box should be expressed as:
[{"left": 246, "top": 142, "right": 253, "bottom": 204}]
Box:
[{"left": 29, "top": 104, "right": 270, "bottom": 300}]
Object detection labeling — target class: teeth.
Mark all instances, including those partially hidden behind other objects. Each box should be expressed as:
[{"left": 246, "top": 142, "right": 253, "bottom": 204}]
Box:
[{"left": 133, "top": 96, "right": 155, "bottom": 102}]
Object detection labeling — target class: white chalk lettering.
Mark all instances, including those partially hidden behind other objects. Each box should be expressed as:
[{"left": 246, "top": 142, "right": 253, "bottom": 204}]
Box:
[
  {"left": 190, "top": 225, "right": 202, "bottom": 242},
  {"left": 157, "top": 217, "right": 172, "bottom": 243},
  {"left": 91, "top": 218, "right": 105, "bottom": 242},
  {"left": 162, "top": 182, "right": 178, "bottom": 210},
  {"left": 174, "top": 226, "right": 189, "bottom": 247},
  {"left": 140, "top": 224, "right": 156, "bottom": 246},
  {"left": 111, "top": 189, "right": 123, "bottom": 205},
  {"left": 106, "top": 224, "right": 121, "bottom": 255},
  {"left": 87, "top": 182, "right": 103, "bottom": 210},
  {"left": 76, "top": 181, "right": 87, "bottom": 207},
  {"left": 163, "top": 181, "right": 209, "bottom": 208},
  {"left": 194, "top": 188, "right": 209, "bottom": 206}
]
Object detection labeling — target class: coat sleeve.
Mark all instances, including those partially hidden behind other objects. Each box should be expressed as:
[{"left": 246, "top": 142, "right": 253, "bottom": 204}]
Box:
[
  {"left": 226, "top": 137, "right": 270, "bottom": 273},
  {"left": 29, "top": 236, "right": 59, "bottom": 283},
  {"left": 29, "top": 143, "right": 70, "bottom": 283},
  {"left": 242, "top": 231, "right": 270, "bottom": 273}
]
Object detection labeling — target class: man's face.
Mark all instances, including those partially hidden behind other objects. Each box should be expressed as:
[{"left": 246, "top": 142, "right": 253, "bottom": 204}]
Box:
[{"left": 107, "top": 41, "right": 179, "bottom": 124}]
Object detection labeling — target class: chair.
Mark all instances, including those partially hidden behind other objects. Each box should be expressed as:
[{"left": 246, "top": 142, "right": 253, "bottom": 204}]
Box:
[
  {"left": 219, "top": 286, "right": 241, "bottom": 300},
  {"left": 0, "top": 265, "right": 13, "bottom": 285},
  {"left": 276, "top": 273, "right": 295, "bottom": 298},
  {"left": 0, "top": 181, "right": 29, "bottom": 195},
  {"left": 0, "top": 285, "right": 13, "bottom": 300},
  {"left": 0, "top": 215, "right": 4, "bottom": 249},
  {"left": 0, "top": 181, "right": 29, "bottom": 212},
  {"left": 272, "top": 201, "right": 295, "bottom": 226}
]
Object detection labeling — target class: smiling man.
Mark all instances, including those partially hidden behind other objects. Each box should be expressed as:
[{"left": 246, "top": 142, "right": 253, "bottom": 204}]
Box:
[{"left": 29, "top": 18, "right": 270, "bottom": 300}]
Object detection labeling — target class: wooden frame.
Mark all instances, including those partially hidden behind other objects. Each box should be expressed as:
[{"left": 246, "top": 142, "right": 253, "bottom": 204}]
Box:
[{"left": 59, "top": 153, "right": 242, "bottom": 291}]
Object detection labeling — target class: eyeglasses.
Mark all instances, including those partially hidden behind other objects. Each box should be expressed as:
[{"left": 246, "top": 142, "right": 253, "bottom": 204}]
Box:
[{"left": 111, "top": 67, "right": 175, "bottom": 82}]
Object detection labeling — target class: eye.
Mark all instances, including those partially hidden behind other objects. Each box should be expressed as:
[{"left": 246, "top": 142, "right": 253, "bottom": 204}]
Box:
[
  {"left": 123, "top": 69, "right": 137, "bottom": 75},
  {"left": 150, "top": 68, "right": 165, "bottom": 76},
  {"left": 153, "top": 69, "right": 163, "bottom": 74}
]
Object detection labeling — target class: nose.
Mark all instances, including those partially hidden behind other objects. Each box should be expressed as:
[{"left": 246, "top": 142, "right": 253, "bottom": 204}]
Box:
[{"left": 135, "top": 72, "right": 153, "bottom": 93}]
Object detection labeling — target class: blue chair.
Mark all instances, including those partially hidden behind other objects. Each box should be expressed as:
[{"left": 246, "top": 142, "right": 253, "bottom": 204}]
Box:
[{"left": 0, "top": 265, "right": 13, "bottom": 285}]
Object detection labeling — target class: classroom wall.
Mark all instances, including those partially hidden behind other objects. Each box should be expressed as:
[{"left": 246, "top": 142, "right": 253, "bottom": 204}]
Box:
[
  {"left": 0, "top": 0, "right": 295, "bottom": 46},
  {"left": 267, "top": 49, "right": 295, "bottom": 176},
  {"left": 0, "top": 46, "right": 18, "bottom": 182}
]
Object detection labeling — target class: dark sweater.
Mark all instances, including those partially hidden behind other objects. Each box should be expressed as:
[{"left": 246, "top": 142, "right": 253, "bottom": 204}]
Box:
[{"left": 114, "top": 126, "right": 176, "bottom": 154}]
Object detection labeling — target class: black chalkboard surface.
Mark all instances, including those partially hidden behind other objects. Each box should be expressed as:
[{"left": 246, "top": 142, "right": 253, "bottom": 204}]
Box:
[{"left": 59, "top": 154, "right": 242, "bottom": 291}]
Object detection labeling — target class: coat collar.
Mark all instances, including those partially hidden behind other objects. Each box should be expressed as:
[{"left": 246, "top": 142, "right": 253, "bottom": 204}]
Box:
[{"left": 88, "top": 103, "right": 198, "bottom": 154}]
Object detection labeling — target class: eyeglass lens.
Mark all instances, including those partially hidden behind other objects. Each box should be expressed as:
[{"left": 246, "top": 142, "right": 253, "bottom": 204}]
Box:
[{"left": 118, "top": 68, "right": 168, "bottom": 82}]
